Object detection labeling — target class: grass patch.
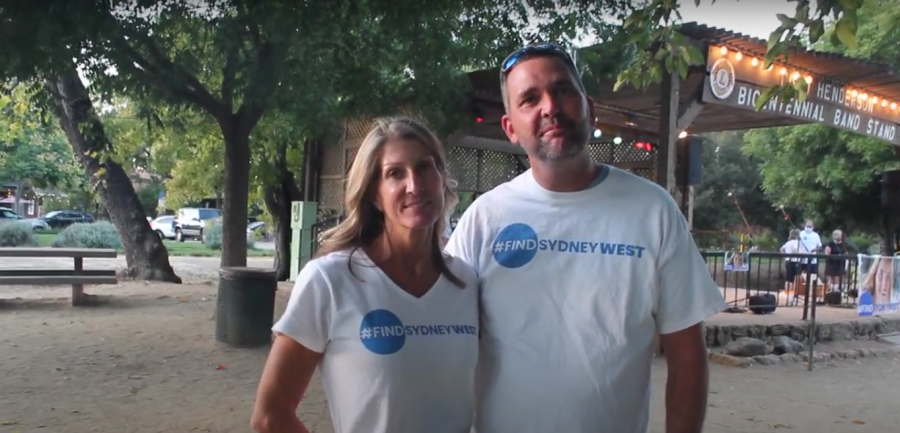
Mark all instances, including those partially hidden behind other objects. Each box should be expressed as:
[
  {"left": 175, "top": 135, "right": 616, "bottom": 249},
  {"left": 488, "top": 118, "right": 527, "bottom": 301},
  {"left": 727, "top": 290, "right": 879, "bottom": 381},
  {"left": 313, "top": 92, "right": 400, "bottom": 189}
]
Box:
[{"left": 34, "top": 233, "right": 273, "bottom": 257}]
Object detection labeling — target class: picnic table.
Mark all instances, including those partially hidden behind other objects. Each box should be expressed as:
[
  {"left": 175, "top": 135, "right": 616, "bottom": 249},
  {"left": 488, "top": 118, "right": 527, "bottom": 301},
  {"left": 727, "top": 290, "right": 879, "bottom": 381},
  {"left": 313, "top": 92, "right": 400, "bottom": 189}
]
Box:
[{"left": 0, "top": 247, "right": 118, "bottom": 306}]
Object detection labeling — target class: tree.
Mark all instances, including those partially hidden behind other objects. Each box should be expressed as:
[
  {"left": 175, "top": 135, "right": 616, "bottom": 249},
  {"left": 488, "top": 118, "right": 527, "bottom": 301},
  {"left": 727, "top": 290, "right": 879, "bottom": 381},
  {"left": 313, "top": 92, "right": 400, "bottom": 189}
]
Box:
[
  {"left": 0, "top": 85, "right": 82, "bottom": 191},
  {"left": 742, "top": 0, "right": 900, "bottom": 234},
  {"left": 693, "top": 131, "right": 783, "bottom": 234},
  {"left": 612, "top": 0, "right": 892, "bottom": 107}
]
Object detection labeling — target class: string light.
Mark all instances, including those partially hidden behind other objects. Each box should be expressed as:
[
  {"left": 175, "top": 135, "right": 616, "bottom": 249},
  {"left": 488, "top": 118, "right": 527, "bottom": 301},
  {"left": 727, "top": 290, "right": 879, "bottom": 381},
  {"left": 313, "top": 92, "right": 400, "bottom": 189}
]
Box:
[{"left": 719, "top": 46, "right": 895, "bottom": 112}]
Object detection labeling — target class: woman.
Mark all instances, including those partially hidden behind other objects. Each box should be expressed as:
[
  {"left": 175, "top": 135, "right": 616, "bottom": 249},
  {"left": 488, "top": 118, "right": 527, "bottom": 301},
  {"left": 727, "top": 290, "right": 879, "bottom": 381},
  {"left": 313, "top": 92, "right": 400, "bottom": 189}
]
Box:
[
  {"left": 824, "top": 229, "right": 847, "bottom": 292},
  {"left": 250, "top": 116, "right": 479, "bottom": 433},
  {"left": 779, "top": 229, "right": 801, "bottom": 305}
]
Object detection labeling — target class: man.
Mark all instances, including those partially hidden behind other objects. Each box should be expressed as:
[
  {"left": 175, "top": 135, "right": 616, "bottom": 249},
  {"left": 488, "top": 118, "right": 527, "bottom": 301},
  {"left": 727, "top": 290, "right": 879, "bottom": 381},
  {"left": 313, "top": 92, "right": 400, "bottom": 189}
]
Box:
[
  {"left": 445, "top": 44, "right": 726, "bottom": 433},
  {"left": 798, "top": 219, "right": 823, "bottom": 274}
]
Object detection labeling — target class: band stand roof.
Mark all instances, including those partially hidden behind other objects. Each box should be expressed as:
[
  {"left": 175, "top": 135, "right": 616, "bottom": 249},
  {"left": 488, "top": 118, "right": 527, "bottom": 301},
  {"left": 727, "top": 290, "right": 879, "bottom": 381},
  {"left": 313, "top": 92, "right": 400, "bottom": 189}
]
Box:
[{"left": 464, "top": 22, "right": 900, "bottom": 145}]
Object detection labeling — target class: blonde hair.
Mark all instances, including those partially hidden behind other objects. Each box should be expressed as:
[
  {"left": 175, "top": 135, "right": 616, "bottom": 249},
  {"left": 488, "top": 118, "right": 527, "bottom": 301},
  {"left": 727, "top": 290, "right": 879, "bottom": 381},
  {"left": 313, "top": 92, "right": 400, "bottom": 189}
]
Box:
[
  {"left": 832, "top": 229, "right": 843, "bottom": 240},
  {"left": 317, "top": 116, "right": 462, "bottom": 286},
  {"left": 788, "top": 229, "right": 800, "bottom": 240}
]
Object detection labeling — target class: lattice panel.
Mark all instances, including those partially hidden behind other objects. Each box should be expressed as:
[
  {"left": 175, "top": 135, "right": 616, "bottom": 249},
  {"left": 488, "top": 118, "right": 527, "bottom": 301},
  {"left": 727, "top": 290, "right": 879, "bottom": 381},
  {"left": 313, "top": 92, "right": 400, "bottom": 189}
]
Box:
[
  {"left": 345, "top": 117, "right": 373, "bottom": 140},
  {"left": 629, "top": 168, "right": 655, "bottom": 181},
  {"left": 480, "top": 150, "right": 520, "bottom": 189},
  {"left": 321, "top": 143, "right": 344, "bottom": 176},
  {"left": 613, "top": 145, "right": 655, "bottom": 163},
  {"left": 448, "top": 147, "right": 481, "bottom": 191},
  {"left": 345, "top": 147, "right": 359, "bottom": 174},
  {"left": 585, "top": 143, "right": 615, "bottom": 163},
  {"left": 319, "top": 179, "right": 344, "bottom": 211}
]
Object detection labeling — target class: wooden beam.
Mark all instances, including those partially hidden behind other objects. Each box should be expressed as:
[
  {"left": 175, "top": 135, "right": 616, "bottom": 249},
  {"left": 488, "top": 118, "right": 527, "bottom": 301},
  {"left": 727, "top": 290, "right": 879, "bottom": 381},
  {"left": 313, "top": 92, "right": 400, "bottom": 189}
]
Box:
[
  {"left": 676, "top": 82, "right": 706, "bottom": 132},
  {"left": 0, "top": 275, "right": 119, "bottom": 285},
  {"left": 0, "top": 248, "right": 117, "bottom": 258},
  {"left": 656, "top": 70, "right": 679, "bottom": 193}
]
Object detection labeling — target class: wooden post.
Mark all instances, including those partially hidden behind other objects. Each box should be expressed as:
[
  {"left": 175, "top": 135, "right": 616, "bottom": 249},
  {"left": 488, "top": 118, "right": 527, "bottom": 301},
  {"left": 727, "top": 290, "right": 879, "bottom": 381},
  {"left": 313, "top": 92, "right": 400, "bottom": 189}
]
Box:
[{"left": 72, "top": 256, "right": 85, "bottom": 306}]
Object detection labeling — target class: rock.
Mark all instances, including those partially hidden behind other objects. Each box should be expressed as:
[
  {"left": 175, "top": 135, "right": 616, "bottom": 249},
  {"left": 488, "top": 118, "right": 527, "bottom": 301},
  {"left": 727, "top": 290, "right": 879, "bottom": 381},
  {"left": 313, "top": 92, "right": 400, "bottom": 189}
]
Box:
[
  {"left": 709, "top": 352, "right": 753, "bottom": 368},
  {"left": 724, "top": 337, "right": 767, "bottom": 357},
  {"left": 772, "top": 336, "right": 804, "bottom": 355},
  {"left": 753, "top": 355, "right": 781, "bottom": 366}
]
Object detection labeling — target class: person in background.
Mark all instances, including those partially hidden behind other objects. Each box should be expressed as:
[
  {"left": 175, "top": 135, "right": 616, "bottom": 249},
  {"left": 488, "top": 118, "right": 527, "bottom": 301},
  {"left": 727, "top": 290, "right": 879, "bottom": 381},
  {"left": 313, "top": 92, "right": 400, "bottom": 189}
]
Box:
[
  {"left": 250, "top": 116, "right": 480, "bottom": 433},
  {"left": 824, "top": 229, "right": 847, "bottom": 292},
  {"left": 798, "top": 219, "right": 823, "bottom": 275},
  {"left": 446, "top": 43, "right": 726, "bottom": 433},
  {"left": 779, "top": 229, "right": 801, "bottom": 305}
]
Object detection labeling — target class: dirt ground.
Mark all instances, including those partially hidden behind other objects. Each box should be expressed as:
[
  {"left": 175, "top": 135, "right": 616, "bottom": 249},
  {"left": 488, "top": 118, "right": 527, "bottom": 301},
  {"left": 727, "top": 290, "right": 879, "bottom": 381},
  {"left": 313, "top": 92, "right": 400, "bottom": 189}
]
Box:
[{"left": 1, "top": 257, "right": 899, "bottom": 433}]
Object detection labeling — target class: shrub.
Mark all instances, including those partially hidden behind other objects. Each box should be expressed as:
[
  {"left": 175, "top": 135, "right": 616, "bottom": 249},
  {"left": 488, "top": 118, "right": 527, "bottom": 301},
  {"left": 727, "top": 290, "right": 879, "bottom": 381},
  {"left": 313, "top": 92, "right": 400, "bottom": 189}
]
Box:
[
  {"left": 0, "top": 222, "right": 38, "bottom": 247},
  {"left": 203, "top": 223, "right": 223, "bottom": 250},
  {"left": 202, "top": 223, "right": 256, "bottom": 250},
  {"left": 52, "top": 221, "right": 122, "bottom": 249}
]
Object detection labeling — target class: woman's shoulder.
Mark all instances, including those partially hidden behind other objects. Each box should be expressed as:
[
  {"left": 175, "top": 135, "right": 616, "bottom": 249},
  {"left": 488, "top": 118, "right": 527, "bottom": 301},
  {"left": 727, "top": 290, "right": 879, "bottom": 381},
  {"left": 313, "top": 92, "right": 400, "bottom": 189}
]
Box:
[
  {"left": 304, "top": 249, "right": 373, "bottom": 280},
  {"left": 443, "top": 254, "right": 479, "bottom": 284}
]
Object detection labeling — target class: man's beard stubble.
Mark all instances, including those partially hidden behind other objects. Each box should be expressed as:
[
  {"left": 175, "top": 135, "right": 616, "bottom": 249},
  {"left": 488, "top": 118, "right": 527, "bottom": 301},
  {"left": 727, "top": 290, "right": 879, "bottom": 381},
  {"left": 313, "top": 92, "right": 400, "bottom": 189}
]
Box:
[{"left": 529, "top": 117, "right": 590, "bottom": 162}]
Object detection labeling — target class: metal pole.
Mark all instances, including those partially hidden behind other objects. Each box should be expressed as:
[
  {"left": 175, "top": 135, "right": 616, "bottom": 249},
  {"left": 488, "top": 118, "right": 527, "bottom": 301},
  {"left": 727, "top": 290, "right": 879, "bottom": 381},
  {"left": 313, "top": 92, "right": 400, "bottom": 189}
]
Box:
[{"left": 807, "top": 280, "right": 818, "bottom": 371}]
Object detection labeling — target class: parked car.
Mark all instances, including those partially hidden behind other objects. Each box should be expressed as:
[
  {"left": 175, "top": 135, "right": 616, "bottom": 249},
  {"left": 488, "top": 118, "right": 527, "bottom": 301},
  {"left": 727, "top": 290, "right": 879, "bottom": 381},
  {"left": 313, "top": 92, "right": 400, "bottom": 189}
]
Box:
[
  {"left": 149, "top": 215, "right": 176, "bottom": 240},
  {"left": 172, "top": 207, "right": 223, "bottom": 242},
  {"left": 41, "top": 210, "right": 95, "bottom": 230},
  {"left": 1, "top": 207, "right": 51, "bottom": 231}
]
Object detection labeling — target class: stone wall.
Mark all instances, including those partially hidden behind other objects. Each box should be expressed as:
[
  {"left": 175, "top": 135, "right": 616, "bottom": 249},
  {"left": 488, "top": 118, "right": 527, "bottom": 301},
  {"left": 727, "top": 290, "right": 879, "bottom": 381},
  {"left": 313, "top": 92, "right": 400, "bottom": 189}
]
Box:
[{"left": 705, "top": 316, "right": 900, "bottom": 347}]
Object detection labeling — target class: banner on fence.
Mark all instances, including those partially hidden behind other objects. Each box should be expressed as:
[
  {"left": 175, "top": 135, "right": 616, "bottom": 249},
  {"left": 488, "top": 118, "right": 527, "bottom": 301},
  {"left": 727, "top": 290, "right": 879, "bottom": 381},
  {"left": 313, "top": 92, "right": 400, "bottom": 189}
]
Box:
[
  {"left": 856, "top": 255, "right": 900, "bottom": 316},
  {"left": 724, "top": 251, "right": 750, "bottom": 272}
]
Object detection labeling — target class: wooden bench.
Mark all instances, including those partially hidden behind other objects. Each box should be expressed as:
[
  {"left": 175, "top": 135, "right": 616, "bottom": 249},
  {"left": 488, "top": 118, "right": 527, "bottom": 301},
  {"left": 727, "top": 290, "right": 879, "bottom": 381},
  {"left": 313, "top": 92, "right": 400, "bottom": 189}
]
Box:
[{"left": 0, "top": 247, "right": 118, "bottom": 306}]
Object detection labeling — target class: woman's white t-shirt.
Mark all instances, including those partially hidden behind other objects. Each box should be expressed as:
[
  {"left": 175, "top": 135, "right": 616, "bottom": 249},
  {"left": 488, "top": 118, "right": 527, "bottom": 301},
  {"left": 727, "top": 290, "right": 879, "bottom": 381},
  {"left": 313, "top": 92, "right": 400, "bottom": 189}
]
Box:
[
  {"left": 272, "top": 249, "right": 480, "bottom": 433},
  {"left": 781, "top": 239, "right": 800, "bottom": 262}
]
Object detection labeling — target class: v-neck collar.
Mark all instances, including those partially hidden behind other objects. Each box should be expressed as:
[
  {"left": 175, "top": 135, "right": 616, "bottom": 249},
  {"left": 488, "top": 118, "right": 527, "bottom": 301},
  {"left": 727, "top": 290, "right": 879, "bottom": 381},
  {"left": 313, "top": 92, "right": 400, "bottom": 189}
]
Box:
[{"left": 353, "top": 249, "right": 446, "bottom": 303}]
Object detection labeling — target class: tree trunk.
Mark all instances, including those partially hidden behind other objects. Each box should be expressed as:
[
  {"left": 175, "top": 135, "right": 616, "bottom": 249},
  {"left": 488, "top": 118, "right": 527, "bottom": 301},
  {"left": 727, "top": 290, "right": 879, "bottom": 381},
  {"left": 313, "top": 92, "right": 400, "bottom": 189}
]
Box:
[
  {"left": 45, "top": 65, "right": 181, "bottom": 283},
  {"left": 218, "top": 120, "right": 252, "bottom": 268},
  {"left": 262, "top": 141, "right": 303, "bottom": 281}
]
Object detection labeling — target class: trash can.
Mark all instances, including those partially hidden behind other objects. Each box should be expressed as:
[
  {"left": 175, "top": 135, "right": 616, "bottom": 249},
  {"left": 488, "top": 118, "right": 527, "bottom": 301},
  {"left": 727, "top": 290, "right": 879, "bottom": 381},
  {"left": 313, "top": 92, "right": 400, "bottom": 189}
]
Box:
[{"left": 215, "top": 267, "right": 277, "bottom": 347}]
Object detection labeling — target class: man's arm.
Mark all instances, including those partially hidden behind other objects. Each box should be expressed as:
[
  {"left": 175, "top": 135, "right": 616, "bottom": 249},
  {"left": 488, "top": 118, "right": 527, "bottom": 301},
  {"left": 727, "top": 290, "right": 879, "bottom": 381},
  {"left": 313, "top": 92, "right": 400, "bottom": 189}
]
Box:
[
  {"left": 653, "top": 194, "right": 726, "bottom": 433},
  {"left": 660, "top": 323, "right": 709, "bottom": 433}
]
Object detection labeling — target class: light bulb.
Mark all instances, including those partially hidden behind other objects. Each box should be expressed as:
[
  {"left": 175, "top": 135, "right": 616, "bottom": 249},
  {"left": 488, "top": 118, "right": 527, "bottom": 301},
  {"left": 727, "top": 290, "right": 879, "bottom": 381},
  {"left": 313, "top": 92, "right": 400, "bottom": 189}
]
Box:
[
  {"left": 882, "top": 100, "right": 889, "bottom": 108},
  {"left": 791, "top": 71, "right": 800, "bottom": 81},
  {"left": 861, "top": 93, "right": 868, "bottom": 101},
  {"left": 593, "top": 129, "right": 602, "bottom": 138},
  {"left": 613, "top": 136, "right": 623, "bottom": 145},
  {"left": 872, "top": 96, "right": 879, "bottom": 104},
  {"left": 892, "top": 102, "right": 897, "bottom": 110},
  {"left": 804, "top": 75, "right": 813, "bottom": 84},
  {"left": 735, "top": 52, "right": 743, "bottom": 61},
  {"left": 678, "top": 131, "right": 688, "bottom": 139},
  {"left": 780, "top": 67, "right": 787, "bottom": 76},
  {"left": 851, "top": 89, "right": 859, "bottom": 97},
  {"left": 719, "top": 46, "right": 728, "bottom": 55},
  {"left": 751, "top": 57, "right": 759, "bottom": 66}
]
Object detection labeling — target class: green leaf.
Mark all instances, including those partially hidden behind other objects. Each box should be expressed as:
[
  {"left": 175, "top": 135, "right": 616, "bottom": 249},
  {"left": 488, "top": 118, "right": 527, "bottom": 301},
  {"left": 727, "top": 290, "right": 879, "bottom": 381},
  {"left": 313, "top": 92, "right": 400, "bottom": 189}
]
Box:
[
  {"left": 686, "top": 45, "right": 705, "bottom": 65},
  {"left": 776, "top": 14, "right": 798, "bottom": 28},
  {"left": 808, "top": 20, "right": 825, "bottom": 43},
  {"left": 754, "top": 86, "right": 781, "bottom": 111},
  {"left": 834, "top": 15, "right": 858, "bottom": 48},
  {"left": 676, "top": 58, "right": 689, "bottom": 80},
  {"left": 767, "top": 29, "right": 784, "bottom": 51}
]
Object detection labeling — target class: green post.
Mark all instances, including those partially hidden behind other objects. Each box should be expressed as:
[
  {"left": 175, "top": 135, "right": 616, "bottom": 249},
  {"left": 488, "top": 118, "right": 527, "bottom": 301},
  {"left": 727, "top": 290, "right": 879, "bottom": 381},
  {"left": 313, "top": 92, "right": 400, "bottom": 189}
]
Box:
[{"left": 290, "top": 201, "right": 318, "bottom": 282}]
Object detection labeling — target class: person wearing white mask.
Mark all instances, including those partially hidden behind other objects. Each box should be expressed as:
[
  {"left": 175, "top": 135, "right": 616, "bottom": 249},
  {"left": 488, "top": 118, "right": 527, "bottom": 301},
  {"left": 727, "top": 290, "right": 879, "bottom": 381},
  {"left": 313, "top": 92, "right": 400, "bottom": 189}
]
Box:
[{"left": 798, "top": 219, "right": 823, "bottom": 275}]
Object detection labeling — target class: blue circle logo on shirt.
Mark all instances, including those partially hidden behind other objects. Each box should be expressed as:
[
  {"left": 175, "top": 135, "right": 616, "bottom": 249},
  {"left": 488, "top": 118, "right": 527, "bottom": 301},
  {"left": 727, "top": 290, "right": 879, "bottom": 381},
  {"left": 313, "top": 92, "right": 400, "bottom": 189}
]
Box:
[
  {"left": 858, "top": 291, "right": 874, "bottom": 316},
  {"left": 492, "top": 223, "right": 539, "bottom": 269},
  {"left": 359, "top": 309, "right": 406, "bottom": 355}
]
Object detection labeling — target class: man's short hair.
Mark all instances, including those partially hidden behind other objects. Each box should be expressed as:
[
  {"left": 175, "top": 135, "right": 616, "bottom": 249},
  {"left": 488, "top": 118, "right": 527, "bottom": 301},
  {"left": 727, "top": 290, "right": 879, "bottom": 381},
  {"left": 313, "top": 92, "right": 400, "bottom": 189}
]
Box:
[{"left": 499, "top": 44, "right": 587, "bottom": 113}]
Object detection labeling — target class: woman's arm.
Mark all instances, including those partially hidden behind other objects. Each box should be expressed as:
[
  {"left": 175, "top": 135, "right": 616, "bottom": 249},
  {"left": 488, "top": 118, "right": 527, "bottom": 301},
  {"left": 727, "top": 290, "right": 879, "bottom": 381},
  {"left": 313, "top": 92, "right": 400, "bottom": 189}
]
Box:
[
  {"left": 825, "top": 246, "right": 832, "bottom": 255},
  {"left": 251, "top": 335, "right": 323, "bottom": 433}
]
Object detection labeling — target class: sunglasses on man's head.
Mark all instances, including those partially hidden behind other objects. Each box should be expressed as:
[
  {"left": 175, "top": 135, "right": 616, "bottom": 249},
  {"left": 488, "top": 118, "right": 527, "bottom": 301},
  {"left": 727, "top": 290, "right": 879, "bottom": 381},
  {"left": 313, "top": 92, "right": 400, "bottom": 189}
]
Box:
[{"left": 501, "top": 43, "right": 576, "bottom": 74}]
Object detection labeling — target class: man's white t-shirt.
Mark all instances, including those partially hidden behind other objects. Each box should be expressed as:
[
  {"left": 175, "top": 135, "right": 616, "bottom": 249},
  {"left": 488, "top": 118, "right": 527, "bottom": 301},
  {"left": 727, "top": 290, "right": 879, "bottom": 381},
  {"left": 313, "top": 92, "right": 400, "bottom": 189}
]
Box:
[
  {"left": 272, "top": 249, "right": 480, "bottom": 433},
  {"left": 799, "top": 230, "right": 822, "bottom": 264},
  {"left": 445, "top": 165, "right": 726, "bottom": 433}
]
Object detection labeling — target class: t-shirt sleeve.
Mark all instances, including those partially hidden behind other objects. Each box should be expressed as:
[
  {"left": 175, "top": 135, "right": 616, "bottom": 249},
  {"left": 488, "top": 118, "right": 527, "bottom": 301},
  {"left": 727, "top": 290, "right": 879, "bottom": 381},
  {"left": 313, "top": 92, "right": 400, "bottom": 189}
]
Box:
[
  {"left": 445, "top": 206, "right": 480, "bottom": 270},
  {"left": 271, "top": 261, "right": 333, "bottom": 353},
  {"left": 653, "top": 200, "right": 727, "bottom": 335}
]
